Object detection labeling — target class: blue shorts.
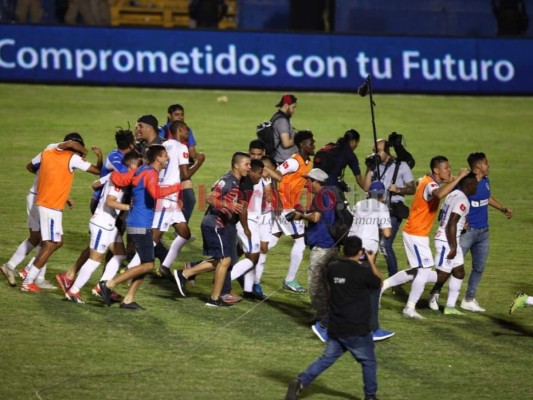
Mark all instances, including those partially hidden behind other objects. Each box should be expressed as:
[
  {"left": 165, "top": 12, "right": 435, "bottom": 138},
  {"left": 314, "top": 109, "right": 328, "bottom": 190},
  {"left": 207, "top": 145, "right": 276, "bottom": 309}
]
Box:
[
  {"left": 129, "top": 229, "right": 154, "bottom": 263},
  {"left": 201, "top": 223, "right": 230, "bottom": 259}
]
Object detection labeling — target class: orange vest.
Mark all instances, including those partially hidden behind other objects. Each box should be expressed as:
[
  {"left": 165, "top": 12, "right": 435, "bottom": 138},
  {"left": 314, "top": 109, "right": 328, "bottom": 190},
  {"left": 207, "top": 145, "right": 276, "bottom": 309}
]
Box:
[
  {"left": 36, "top": 149, "right": 75, "bottom": 211},
  {"left": 278, "top": 153, "right": 312, "bottom": 209},
  {"left": 403, "top": 175, "right": 440, "bottom": 237}
]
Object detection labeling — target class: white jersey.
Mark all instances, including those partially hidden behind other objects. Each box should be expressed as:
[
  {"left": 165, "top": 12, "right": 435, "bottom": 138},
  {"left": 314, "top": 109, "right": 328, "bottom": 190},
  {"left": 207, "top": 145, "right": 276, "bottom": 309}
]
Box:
[
  {"left": 349, "top": 198, "right": 391, "bottom": 243},
  {"left": 90, "top": 179, "right": 126, "bottom": 230},
  {"left": 435, "top": 189, "right": 470, "bottom": 242},
  {"left": 247, "top": 179, "right": 265, "bottom": 222},
  {"left": 159, "top": 139, "right": 189, "bottom": 207},
  {"left": 28, "top": 143, "right": 59, "bottom": 194}
]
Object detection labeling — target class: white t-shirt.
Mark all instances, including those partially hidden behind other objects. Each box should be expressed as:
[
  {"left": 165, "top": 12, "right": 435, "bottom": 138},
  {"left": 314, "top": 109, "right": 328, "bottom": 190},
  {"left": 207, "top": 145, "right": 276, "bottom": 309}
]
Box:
[
  {"left": 435, "top": 189, "right": 470, "bottom": 242},
  {"left": 159, "top": 139, "right": 189, "bottom": 206},
  {"left": 349, "top": 198, "right": 391, "bottom": 242},
  {"left": 91, "top": 179, "right": 126, "bottom": 230}
]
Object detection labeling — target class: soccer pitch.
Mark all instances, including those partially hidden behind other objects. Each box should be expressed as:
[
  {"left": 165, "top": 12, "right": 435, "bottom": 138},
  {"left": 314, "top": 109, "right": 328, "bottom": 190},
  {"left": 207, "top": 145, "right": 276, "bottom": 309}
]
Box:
[{"left": 0, "top": 83, "right": 532, "bottom": 399}]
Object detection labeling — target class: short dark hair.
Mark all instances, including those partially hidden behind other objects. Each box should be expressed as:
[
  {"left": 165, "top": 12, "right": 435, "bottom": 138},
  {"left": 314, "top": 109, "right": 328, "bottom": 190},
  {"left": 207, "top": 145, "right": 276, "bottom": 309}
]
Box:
[
  {"left": 122, "top": 151, "right": 141, "bottom": 167},
  {"left": 63, "top": 132, "right": 85, "bottom": 147},
  {"left": 344, "top": 129, "right": 360, "bottom": 142},
  {"left": 115, "top": 128, "right": 135, "bottom": 150},
  {"left": 430, "top": 156, "right": 448, "bottom": 171},
  {"left": 343, "top": 236, "right": 363, "bottom": 257},
  {"left": 169, "top": 120, "right": 188, "bottom": 138},
  {"left": 251, "top": 159, "right": 264, "bottom": 171},
  {"left": 261, "top": 155, "right": 276, "bottom": 168},
  {"left": 231, "top": 151, "right": 251, "bottom": 168},
  {"left": 146, "top": 144, "right": 166, "bottom": 164},
  {"left": 294, "top": 130, "right": 313, "bottom": 148},
  {"left": 249, "top": 139, "right": 265, "bottom": 151},
  {"left": 467, "top": 152, "right": 486, "bottom": 169},
  {"left": 459, "top": 171, "right": 477, "bottom": 187},
  {"left": 167, "top": 104, "right": 184, "bottom": 114}
]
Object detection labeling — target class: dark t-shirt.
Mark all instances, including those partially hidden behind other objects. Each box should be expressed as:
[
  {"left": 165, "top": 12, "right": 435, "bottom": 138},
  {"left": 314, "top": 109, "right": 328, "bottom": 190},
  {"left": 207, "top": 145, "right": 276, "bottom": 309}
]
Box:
[
  {"left": 326, "top": 258, "right": 381, "bottom": 338},
  {"left": 325, "top": 145, "right": 361, "bottom": 186}
]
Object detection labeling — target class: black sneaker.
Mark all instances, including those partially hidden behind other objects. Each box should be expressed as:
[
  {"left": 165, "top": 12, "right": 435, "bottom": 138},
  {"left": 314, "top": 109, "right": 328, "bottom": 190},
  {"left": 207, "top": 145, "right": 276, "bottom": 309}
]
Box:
[
  {"left": 242, "top": 291, "right": 265, "bottom": 301},
  {"left": 285, "top": 378, "right": 302, "bottom": 400},
  {"left": 155, "top": 266, "right": 172, "bottom": 280},
  {"left": 364, "top": 395, "right": 378, "bottom": 400},
  {"left": 98, "top": 280, "right": 112, "bottom": 306},
  {"left": 173, "top": 269, "right": 188, "bottom": 297},
  {"left": 120, "top": 302, "right": 145, "bottom": 310},
  {"left": 205, "top": 298, "right": 233, "bottom": 307}
]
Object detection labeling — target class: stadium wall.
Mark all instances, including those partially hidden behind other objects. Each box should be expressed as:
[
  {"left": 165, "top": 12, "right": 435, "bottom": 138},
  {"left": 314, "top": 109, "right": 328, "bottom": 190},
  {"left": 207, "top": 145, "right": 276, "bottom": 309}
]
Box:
[{"left": 0, "top": 24, "right": 532, "bottom": 94}]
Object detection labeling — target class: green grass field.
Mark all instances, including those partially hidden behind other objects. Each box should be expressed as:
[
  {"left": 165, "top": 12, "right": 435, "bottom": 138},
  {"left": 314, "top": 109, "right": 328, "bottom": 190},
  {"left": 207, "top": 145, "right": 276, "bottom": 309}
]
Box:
[{"left": 0, "top": 83, "right": 532, "bottom": 400}]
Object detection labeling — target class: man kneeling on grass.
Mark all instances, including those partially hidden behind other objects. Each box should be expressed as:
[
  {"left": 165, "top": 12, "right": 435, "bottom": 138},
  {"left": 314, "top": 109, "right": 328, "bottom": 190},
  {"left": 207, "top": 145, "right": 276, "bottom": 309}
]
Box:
[{"left": 285, "top": 235, "right": 381, "bottom": 400}]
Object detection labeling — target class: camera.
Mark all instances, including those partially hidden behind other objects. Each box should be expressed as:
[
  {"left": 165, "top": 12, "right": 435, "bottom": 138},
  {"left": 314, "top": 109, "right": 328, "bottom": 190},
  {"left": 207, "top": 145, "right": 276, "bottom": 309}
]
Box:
[
  {"left": 285, "top": 211, "right": 297, "bottom": 222},
  {"left": 365, "top": 154, "right": 381, "bottom": 171},
  {"left": 387, "top": 132, "right": 403, "bottom": 147},
  {"left": 337, "top": 179, "right": 350, "bottom": 193}
]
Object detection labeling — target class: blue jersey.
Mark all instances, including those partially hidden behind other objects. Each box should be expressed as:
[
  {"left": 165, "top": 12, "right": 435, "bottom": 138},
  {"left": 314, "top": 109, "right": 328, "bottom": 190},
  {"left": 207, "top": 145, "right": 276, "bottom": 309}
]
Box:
[
  {"left": 306, "top": 188, "right": 336, "bottom": 248},
  {"left": 92, "top": 149, "right": 128, "bottom": 200},
  {"left": 466, "top": 176, "right": 490, "bottom": 229}
]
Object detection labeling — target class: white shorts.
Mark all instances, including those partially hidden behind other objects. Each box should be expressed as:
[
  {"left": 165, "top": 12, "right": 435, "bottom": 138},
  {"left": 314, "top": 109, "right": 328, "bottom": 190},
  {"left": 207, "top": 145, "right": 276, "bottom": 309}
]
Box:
[
  {"left": 26, "top": 191, "right": 40, "bottom": 232},
  {"left": 89, "top": 222, "right": 121, "bottom": 253},
  {"left": 259, "top": 212, "right": 274, "bottom": 242},
  {"left": 152, "top": 208, "right": 186, "bottom": 231},
  {"left": 38, "top": 206, "right": 63, "bottom": 242},
  {"left": 361, "top": 238, "right": 379, "bottom": 254},
  {"left": 271, "top": 210, "right": 305, "bottom": 237},
  {"left": 237, "top": 219, "right": 261, "bottom": 254},
  {"left": 434, "top": 239, "right": 464, "bottom": 272},
  {"left": 402, "top": 231, "right": 434, "bottom": 268}
]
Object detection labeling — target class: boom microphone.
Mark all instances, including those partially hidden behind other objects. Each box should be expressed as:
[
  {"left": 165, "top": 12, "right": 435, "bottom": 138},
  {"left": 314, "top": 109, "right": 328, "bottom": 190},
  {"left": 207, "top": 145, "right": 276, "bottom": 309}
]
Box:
[{"left": 357, "top": 81, "right": 369, "bottom": 97}]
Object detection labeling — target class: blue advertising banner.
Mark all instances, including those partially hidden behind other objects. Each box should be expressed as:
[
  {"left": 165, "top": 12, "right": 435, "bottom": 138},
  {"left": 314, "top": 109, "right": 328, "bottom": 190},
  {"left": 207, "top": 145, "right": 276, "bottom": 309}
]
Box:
[{"left": 1, "top": 24, "right": 532, "bottom": 94}]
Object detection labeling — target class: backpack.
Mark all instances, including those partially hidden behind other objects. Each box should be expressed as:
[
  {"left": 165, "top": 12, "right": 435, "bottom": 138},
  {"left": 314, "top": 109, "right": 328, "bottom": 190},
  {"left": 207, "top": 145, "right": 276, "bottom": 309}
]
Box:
[
  {"left": 313, "top": 142, "right": 341, "bottom": 175},
  {"left": 325, "top": 185, "right": 354, "bottom": 245},
  {"left": 256, "top": 112, "right": 287, "bottom": 157}
]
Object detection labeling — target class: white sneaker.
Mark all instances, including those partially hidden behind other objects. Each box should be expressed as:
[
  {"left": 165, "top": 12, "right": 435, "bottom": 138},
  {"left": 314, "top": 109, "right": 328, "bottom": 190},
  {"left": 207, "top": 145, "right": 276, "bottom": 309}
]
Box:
[
  {"left": 36, "top": 279, "right": 57, "bottom": 290},
  {"left": 460, "top": 298, "right": 486, "bottom": 312},
  {"left": 428, "top": 293, "right": 440, "bottom": 311},
  {"left": 402, "top": 307, "right": 425, "bottom": 320}
]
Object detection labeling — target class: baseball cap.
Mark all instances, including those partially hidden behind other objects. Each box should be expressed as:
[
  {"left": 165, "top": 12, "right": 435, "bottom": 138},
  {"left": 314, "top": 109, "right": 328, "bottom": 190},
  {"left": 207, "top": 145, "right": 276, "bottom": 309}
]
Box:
[
  {"left": 368, "top": 181, "right": 386, "bottom": 197},
  {"left": 302, "top": 168, "right": 328, "bottom": 183},
  {"left": 275, "top": 93, "right": 298, "bottom": 107},
  {"left": 137, "top": 115, "right": 159, "bottom": 133}
]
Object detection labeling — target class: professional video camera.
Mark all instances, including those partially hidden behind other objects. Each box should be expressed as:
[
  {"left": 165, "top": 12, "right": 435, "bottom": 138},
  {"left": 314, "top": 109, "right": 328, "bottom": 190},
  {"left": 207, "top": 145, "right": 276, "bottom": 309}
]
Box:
[
  {"left": 386, "top": 132, "right": 415, "bottom": 169},
  {"left": 364, "top": 153, "right": 381, "bottom": 171}
]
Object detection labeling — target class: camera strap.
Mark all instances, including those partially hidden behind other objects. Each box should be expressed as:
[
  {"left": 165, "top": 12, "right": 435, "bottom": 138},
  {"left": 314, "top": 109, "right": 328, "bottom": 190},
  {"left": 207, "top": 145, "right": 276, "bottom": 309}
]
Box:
[{"left": 391, "top": 158, "right": 401, "bottom": 185}]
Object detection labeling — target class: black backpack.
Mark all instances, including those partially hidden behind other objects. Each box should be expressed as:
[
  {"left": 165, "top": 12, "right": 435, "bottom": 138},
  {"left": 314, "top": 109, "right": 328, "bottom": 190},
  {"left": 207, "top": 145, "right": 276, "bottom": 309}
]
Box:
[
  {"left": 256, "top": 112, "right": 287, "bottom": 157},
  {"left": 313, "top": 142, "right": 341, "bottom": 174},
  {"left": 325, "top": 185, "right": 354, "bottom": 245}
]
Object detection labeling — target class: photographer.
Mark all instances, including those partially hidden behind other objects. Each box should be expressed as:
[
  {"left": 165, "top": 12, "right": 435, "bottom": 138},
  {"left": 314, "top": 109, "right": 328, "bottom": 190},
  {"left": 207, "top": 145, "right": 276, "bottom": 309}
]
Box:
[
  {"left": 362, "top": 136, "right": 415, "bottom": 278},
  {"left": 314, "top": 129, "right": 365, "bottom": 192}
]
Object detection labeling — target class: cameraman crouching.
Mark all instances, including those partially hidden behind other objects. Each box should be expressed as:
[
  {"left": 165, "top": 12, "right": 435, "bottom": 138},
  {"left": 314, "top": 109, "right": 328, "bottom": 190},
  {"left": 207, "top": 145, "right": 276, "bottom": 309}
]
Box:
[{"left": 363, "top": 139, "right": 415, "bottom": 278}]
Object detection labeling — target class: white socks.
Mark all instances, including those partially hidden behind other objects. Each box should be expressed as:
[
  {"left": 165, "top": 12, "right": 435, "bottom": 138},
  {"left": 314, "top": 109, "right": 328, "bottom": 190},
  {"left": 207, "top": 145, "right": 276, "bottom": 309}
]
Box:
[
  {"left": 71, "top": 259, "right": 101, "bottom": 294},
  {"left": 101, "top": 255, "right": 126, "bottom": 281},
  {"left": 406, "top": 268, "right": 432, "bottom": 309},
  {"left": 446, "top": 276, "right": 463, "bottom": 308},
  {"left": 162, "top": 235, "right": 188, "bottom": 269},
  {"left": 230, "top": 258, "right": 254, "bottom": 281},
  {"left": 285, "top": 237, "right": 305, "bottom": 282},
  {"left": 255, "top": 253, "right": 267, "bottom": 284},
  {"left": 382, "top": 270, "right": 414, "bottom": 294},
  {"left": 8, "top": 239, "right": 36, "bottom": 269}
]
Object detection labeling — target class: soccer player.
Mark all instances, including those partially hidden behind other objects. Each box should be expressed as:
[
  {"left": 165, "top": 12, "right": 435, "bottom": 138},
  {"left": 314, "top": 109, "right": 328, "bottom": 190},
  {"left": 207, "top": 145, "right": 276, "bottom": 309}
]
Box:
[
  {"left": 173, "top": 152, "right": 251, "bottom": 307},
  {"left": 381, "top": 156, "right": 469, "bottom": 319},
  {"left": 230, "top": 159, "right": 265, "bottom": 299},
  {"left": 0, "top": 136, "right": 88, "bottom": 288},
  {"left": 428, "top": 173, "right": 478, "bottom": 314},
  {"left": 98, "top": 145, "right": 182, "bottom": 309},
  {"left": 19, "top": 134, "right": 102, "bottom": 292},
  {"left": 271, "top": 130, "right": 315, "bottom": 293},
  {"left": 153, "top": 120, "right": 205, "bottom": 279},
  {"left": 64, "top": 152, "right": 142, "bottom": 303}
]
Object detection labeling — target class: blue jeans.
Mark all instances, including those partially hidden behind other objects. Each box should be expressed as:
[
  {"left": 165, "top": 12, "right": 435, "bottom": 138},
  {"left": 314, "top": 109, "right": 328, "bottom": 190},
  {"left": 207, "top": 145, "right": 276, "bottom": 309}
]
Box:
[
  {"left": 298, "top": 333, "right": 377, "bottom": 397},
  {"left": 460, "top": 227, "right": 490, "bottom": 300},
  {"left": 380, "top": 215, "right": 402, "bottom": 277}
]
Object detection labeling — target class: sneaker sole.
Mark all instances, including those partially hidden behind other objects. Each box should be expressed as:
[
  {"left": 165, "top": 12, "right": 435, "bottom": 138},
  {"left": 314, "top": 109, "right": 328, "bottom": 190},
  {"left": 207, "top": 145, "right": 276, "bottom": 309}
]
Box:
[
  {"left": 311, "top": 325, "right": 327, "bottom": 343},
  {"left": 0, "top": 265, "right": 17, "bottom": 287},
  {"left": 173, "top": 270, "right": 187, "bottom": 297}
]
